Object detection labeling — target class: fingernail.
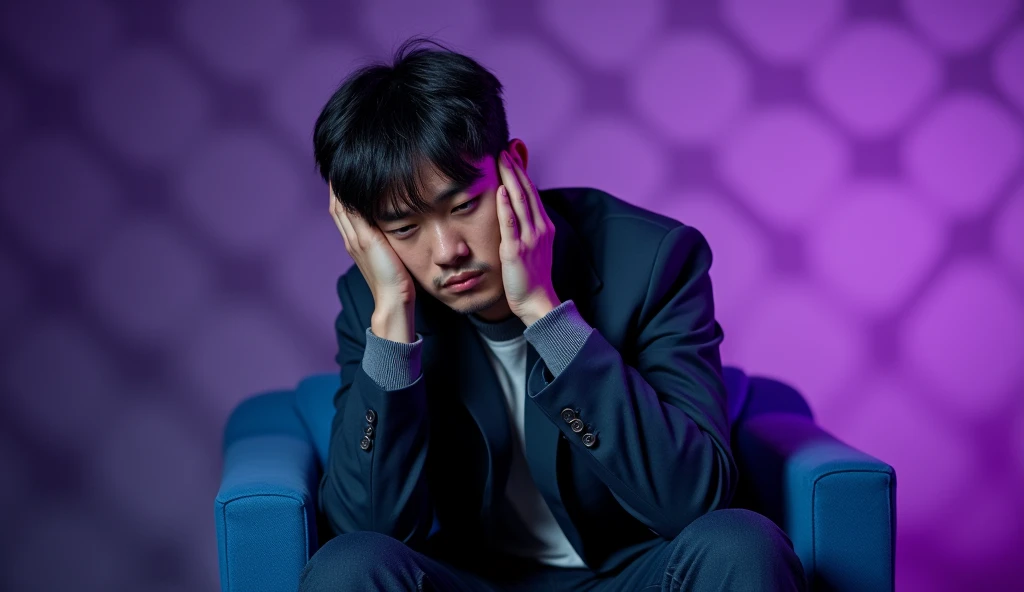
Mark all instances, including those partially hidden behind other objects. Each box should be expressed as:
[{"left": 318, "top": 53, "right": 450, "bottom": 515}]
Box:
[{"left": 501, "top": 151, "right": 510, "bottom": 165}]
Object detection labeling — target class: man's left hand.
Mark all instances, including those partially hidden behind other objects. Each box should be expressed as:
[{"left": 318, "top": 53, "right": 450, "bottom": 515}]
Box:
[{"left": 496, "top": 149, "right": 560, "bottom": 326}]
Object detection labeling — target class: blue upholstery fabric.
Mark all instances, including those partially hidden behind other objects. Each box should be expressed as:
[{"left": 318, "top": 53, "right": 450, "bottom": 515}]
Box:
[
  {"left": 293, "top": 373, "right": 339, "bottom": 467},
  {"left": 217, "top": 367, "right": 896, "bottom": 592},
  {"left": 216, "top": 390, "right": 321, "bottom": 592}
]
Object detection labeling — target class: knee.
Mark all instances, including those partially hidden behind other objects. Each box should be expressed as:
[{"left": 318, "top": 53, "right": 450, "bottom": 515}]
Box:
[
  {"left": 299, "top": 531, "right": 415, "bottom": 591},
  {"left": 669, "top": 509, "right": 805, "bottom": 587}
]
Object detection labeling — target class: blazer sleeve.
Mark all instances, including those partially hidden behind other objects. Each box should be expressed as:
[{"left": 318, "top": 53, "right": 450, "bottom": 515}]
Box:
[
  {"left": 317, "top": 272, "right": 433, "bottom": 546},
  {"left": 524, "top": 225, "right": 737, "bottom": 538}
]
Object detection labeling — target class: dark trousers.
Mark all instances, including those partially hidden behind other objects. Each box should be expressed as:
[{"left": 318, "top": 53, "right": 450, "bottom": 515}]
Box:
[{"left": 299, "top": 509, "right": 807, "bottom": 591}]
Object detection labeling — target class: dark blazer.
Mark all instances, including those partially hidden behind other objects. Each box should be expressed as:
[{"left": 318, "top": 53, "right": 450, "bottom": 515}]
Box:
[{"left": 319, "top": 187, "right": 738, "bottom": 574}]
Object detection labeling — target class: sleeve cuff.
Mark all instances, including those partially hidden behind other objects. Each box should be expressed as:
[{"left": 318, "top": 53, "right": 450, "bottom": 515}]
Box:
[
  {"left": 361, "top": 327, "right": 424, "bottom": 391},
  {"left": 523, "top": 299, "right": 594, "bottom": 377}
]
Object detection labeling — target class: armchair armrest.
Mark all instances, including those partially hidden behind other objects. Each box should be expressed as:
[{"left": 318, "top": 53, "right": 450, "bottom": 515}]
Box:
[
  {"left": 735, "top": 413, "right": 896, "bottom": 592},
  {"left": 216, "top": 390, "right": 320, "bottom": 592}
]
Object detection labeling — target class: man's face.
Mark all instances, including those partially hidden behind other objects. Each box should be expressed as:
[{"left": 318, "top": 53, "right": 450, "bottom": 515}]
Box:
[{"left": 376, "top": 154, "right": 510, "bottom": 320}]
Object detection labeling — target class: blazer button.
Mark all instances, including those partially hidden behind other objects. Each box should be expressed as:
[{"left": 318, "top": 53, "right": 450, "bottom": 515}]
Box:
[
  {"left": 582, "top": 433, "right": 598, "bottom": 448},
  {"left": 560, "top": 408, "right": 576, "bottom": 423},
  {"left": 364, "top": 424, "right": 375, "bottom": 437},
  {"left": 569, "top": 418, "right": 584, "bottom": 433},
  {"left": 365, "top": 409, "right": 377, "bottom": 425},
  {"left": 359, "top": 436, "right": 373, "bottom": 451}
]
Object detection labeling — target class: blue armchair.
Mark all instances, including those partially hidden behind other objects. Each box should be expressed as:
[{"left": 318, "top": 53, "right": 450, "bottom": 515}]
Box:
[{"left": 215, "top": 367, "right": 896, "bottom": 591}]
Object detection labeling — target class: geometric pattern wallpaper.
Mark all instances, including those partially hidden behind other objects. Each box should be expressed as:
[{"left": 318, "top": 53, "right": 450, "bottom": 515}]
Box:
[{"left": 1, "top": 0, "right": 1022, "bottom": 589}]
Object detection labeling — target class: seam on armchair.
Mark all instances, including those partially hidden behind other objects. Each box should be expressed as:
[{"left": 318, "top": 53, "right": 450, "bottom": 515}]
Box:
[
  {"left": 217, "top": 493, "right": 312, "bottom": 591},
  {"left": 217, "top": 491, "right": 308, "bottom": 505},
  {"left": 810, "top": 468, "right": 895, "bottom": 586},
  {"left": 220, "top": 496, "right": 230, "bottom": 591}
]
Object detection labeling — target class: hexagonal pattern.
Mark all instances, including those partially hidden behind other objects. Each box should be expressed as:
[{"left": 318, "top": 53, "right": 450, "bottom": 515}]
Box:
[
  {"left": 0, "top": 251, "right": 25, "bottom": 331},
  {"left": 177, "top": 0, "right": 301, "bottom": 83},
  {"left": 993, "top": 184, "right": 1024, "bottom": 280},
  {"left": 85, "top": 215, "right": 214, "bottom": 346},
  {"left": 904, "top": 94, "right": 1023, "bottom": 218},
  {"left": 1016, "top": 414, "right": 1024, "bottom": 484},
  {"left": 941, "top": 484, "right": 1023, "bottom": 568},
  {"left": 87, "top": 400, "right": 215, "bottom": 539},
  {"left": 473, "top": 36, "right": 582, "bottom": 148},
  {"left": 543, "top": 117, "right": 667, "bottom": 207},
  {"left": 903, "top": 0, "right": 1017, "bottom": 54},
  {"left": 640, "top": 190, "right": 771, "bottom": 335},
  {"left": 0, "top": 0, "right": 118, "bottom": 81},
  {"left": 2, "top": 1, "right": 1023, "bottom": 590},
  {"left": 539, "top": 0, "right": 664, "bottom": 69},
  {"left": 993, "top": 26, "right": 1024, "bottom": 115},
  {"left": 269, "top": 209, "right": 353, "bottom": 333},
  {"left": 83, "top": 46, "right": 210, "bottom": 168},
  {"left": 0, "top": 134, "right": 119, "bottom": 262},
  {"left": 0, "top": 71, "right": 21, "bottom": 139},
  {"left": 729, "top": 280, "right": 866, "bottom": 411},
  {"left": 3, "top": 319, "right": 123, "bottom": 449},
  {"left": 362, "top": 0, "right": 486, "bottom": 53},
  {"left": 902, "top": 259, "right": 1024, "bottom": 418},
  {"left": 0, "top": 436, "right": 29, "bottom": 515},
  {"left": 809, "top": 22, "right": 942, "bottom": 137},
  {"left": 4, "top": 501, "right": 138, "bottom": 591},
  {"left": 807, "top": 182, "right": 945, "bottom": 314},
  {"left": 178, "top": 303, "right": 317, "bottom": 421},
  {"left": 719, "top": 106, "right": 850, "bottom": 229},
  {"left": 722, "top": 0, "right": 845, "bottom": 64},
  {"left": 174, "top": 129, "right": 303, "bottom": 253},
  {"left": 265, "top": 41, "right": 363, "bottom": 150},
  {"left": 630, "top": 32, "right": 750, "bottom": 143},
  {"left": 840, "top": 374, "right": 975, "bottom": 531}
]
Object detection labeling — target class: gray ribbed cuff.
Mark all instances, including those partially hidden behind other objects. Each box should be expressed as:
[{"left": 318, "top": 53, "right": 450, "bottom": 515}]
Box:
[
  {"left": 361, "top": 327, "right": 424, "bottom": 391},
  {"left": 523, "top": 299, "right": 593, "bottom": 377}
]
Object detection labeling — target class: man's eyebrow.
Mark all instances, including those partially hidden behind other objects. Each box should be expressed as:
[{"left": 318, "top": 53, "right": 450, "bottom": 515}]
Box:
[{"left": 379, "top": 179, "right": 476, "bottom": 223}]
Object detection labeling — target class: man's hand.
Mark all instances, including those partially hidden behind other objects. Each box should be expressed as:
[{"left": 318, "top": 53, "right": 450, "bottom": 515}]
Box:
[
  {"left": 495, "top": 150, "right": 561, "bottom": 326},
  {"left": 330, "top": 185, "right": 416, "bottom": 342}
]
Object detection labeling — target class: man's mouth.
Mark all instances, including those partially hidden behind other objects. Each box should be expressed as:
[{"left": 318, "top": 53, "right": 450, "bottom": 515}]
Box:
[{"left": 444, "top": 271, "right": 484, "bottom": 292}]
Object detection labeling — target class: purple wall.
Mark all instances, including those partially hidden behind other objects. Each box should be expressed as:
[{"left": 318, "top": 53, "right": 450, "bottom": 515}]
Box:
[{"left": 1, "top": 0, "right": 1022, "bottom": 590}]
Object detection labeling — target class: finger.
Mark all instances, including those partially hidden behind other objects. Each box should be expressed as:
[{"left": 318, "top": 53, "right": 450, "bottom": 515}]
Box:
[
  {"left": 329, "top": 190, "right": 352, "bottom": 250},
  {"left": 495, "top": 184, "right": 519, "bottom": 246},
  {"left": 336, "top": 202, "right": 359, "bottom": 251},
  {"left": 498, "top": 151, "right": 534, "bottom": 237},
  {"left": 508, "top": 154, "right": 549, "bottom": 230}
]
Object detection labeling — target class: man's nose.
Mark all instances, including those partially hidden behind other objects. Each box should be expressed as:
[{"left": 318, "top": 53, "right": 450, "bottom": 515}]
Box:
[{"left": 431, "top": 225, "right": 469, "bottom": 266}]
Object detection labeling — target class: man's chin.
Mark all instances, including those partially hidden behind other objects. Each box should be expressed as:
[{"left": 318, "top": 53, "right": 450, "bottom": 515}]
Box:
[{"left": 446, "top": 290, "right": 505, "bottom": 316}]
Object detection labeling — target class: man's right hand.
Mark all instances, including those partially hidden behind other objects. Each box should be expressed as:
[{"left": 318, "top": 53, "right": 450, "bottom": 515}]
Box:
[{"left": 330, "top": 185, "right": 416, "bottom": 343}]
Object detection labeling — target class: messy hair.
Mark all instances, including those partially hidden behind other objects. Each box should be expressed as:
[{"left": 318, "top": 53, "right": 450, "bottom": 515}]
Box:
[{"left": 313, "top": 37, "right": 510, "bottom": 224}]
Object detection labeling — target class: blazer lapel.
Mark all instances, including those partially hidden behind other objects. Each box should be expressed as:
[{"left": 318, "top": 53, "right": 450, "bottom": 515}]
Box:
[
  {"left": 417, "top": 297, "right": 513, "bottom": 533},
  {"left": 451, "top": 317, "right": 513, "bottom": 530}
]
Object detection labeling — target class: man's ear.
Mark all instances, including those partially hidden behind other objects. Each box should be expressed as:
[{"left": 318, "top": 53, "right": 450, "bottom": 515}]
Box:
[{"left": 507, "top": 138, "right": 529, "bottom": 170}]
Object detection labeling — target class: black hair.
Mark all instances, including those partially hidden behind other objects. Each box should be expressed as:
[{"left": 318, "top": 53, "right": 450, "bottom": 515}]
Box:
[{"left": 313, "top": 37, "right": 510, "bottom": 225}]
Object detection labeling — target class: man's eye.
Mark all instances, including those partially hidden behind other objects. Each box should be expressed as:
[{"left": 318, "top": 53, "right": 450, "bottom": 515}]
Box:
[
  {"left": 390, "top": 225, "right": 415, "bottom": 236},
  {"left": 453, "top": 197, "right": 479, "bottom": 212}
]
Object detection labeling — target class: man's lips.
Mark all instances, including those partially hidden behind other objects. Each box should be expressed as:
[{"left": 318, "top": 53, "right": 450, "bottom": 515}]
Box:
[{"left": 443, "top": 271, "right": 483, "bottom": 287}]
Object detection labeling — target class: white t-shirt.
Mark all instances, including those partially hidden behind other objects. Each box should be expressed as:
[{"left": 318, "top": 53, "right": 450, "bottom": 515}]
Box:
[{"left": 475, "top": 331, "right": 586, "bottom": 568}]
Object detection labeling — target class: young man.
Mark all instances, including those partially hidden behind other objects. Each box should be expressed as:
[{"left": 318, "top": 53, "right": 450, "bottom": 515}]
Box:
[{"left": 302, "top": 38, "right": 806, "bottom": 591}]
